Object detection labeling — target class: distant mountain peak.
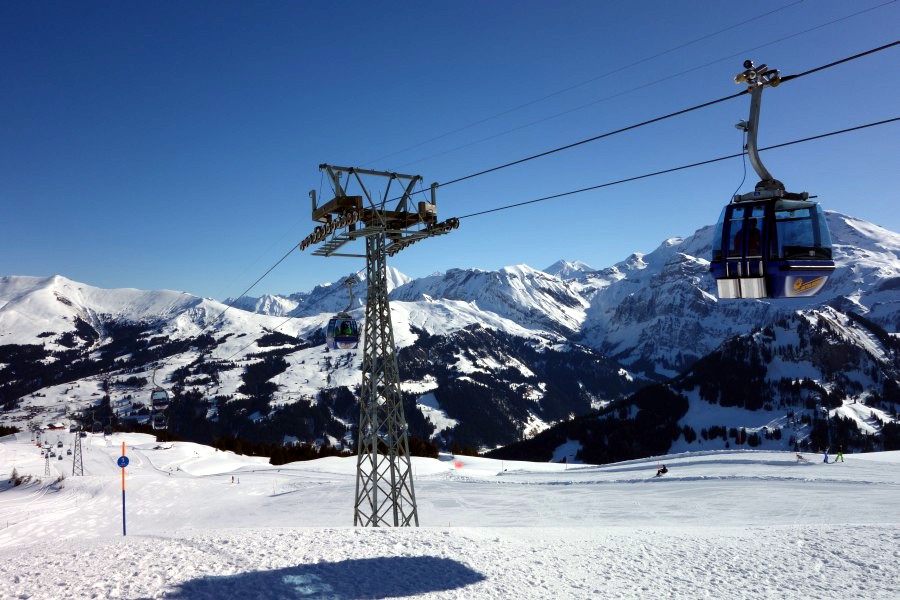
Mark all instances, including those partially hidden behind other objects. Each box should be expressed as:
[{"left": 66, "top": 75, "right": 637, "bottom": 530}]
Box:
[{"left": 542, "top": 260, "right": 597, "bottom": 280}]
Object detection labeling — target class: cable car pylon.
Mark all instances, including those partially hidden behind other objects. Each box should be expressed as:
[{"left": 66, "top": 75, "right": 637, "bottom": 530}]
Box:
[
  {"left": 72, "top": 429, "right": 84, "bottom": 476},
  {"left": 301, "top": 164, "right": 459, "bottom": 527}
]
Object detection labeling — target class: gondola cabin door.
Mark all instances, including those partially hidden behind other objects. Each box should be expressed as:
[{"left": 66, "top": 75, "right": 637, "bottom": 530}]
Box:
[{"left": 715, "top": 203, "right": 768, "bottom": 298}]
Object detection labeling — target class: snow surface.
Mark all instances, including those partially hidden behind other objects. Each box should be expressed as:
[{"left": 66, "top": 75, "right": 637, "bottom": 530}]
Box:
[
  {"left": 1, "top": 432, "right": 898, "bottom": 599},
  {"left": 415, "top": 392, "right": 458, "bottom": 434}
]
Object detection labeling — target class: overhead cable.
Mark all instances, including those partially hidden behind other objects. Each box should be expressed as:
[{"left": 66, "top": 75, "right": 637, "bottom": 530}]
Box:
[
  {"left": 438, "top": 90, "right": 748, "bottom": 188},
  {"left": 362, "top": 0, "right": 807, "bottom": 167},
  {"left": 211, "top": 245, "right": 298, "bottom": 326},
  {"left": 779, "top": 39, "right": 899, "bottom": 83},
  {"left": 190, "top": 42, "right": 899, "bottom": 364},
  {"left": 458, "top": 117, "right": 900, "bottom": 220},
  {"left": 393, "top": 3, "right": 898, "bottom": 171},
  {"left": 160, "top": 244, "right": 299, "bottom": 364},
  {"left": 438, "top": 41, "right": 899, "bottom": 191}
]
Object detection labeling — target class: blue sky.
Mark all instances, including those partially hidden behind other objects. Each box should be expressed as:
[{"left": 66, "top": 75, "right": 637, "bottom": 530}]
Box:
[{"left": 2, "top": 1, "right": 898, "bottom": 299}]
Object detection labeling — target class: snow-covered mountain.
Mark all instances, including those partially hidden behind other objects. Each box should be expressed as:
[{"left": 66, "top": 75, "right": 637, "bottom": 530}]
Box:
[
  {"left": 225, "top": 293, "right": 300, "bottom": 317},
  {"left": 220, "top": 213, "right": 900, "bottom": 382},
  {"left": 578, "top": 212, "right": 900, "bottom": 377},
  {"left": 226, "top": 266, "right": 411, "bottom": 318},
  {"left": 1, "top": 211, "right": 898, "bottom": 458},
  {"left": 542, "top": 259, "right": 597, "bottom": 280},
  {"left": 390, "top": 265, "right": 587, "bottom": 336},
  {"left": 0, "top": 269, "right": 631, "bottom": 451},
  {"left": 493, "top": 304, "right": 900, "bottom": 464},
  {"left": 0, "top": 275, "right": 215, "bottom": 347}
]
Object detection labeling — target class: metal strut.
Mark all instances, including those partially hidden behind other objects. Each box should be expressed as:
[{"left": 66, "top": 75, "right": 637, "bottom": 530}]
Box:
[
  {"left": 734, "top": 59, "right": 786, "bottom": 197},
  {"left": 342, "top": 276, "right": 357, "bottom": 313},
  {"left": 354, "top": 232, "right": 418, "bottom": 527}
]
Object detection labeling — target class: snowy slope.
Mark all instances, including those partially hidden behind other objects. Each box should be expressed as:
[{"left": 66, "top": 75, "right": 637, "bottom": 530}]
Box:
[
  {"left": 390, "top": 264, "right": 588, "bottom": 335},
  {"left": 0, "top": 432, "right": 898, "bottom": 599},
  {"left": 224, "top": 293, "right": 300, "bottom": 317},
  {"left": 196, "top": 299, "right": 558, "bottom": 406},
  {"left": 0, "top": 275, "right": 203, "bottom": 346}
]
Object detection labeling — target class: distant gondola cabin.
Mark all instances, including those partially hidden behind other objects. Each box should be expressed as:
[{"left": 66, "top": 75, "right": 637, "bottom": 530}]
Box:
[{"left": 326, "top": 314, "right": 359, "bottom": 350}]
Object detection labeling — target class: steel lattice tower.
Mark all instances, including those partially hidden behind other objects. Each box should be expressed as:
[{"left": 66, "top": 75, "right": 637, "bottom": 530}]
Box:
[
  {"left": 44, "top": 453, "right": 50, "bottom": 477},
  {"left": 300, "top": 164, "right": 458, "bottom": 526},
  {"left": 354, "top": 232, "right": 417, "bottom": 526},
  {"left": 72, "top": 432, "right": 84, "bottom": 476}
]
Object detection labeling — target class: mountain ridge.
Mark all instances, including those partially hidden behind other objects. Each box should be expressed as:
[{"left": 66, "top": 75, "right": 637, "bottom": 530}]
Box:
[{"left": 2, "top": 211, "right": 898, "bottom": 458}]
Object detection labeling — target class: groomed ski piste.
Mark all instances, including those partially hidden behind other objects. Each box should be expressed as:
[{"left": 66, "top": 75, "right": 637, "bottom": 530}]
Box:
[{"left": 1, "top": 432, "right": 898, "bottom": 599}]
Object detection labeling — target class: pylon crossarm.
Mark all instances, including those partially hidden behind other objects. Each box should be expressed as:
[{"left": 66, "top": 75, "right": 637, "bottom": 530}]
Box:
[{"left": 384, "top": 218, "right": 461, "bottom": 257}]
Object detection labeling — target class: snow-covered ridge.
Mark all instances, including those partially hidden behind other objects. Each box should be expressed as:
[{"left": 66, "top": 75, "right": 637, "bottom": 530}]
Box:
[
  {"left": 0, "top": 275, "right": 203, "bottom": 345},
  {"left": 542, "top": 259, "right": 597, "bottom": 279},
  {"left": 211, "top": 211, "right": 899, "bottom": 375},
  {"left": 3, "top": 212, "right": 898, "bottom": 378},
  {"left": 225, "top": 294, "right": 300, "bottom": 317},
  {"left": 390, "top": 264, "right": 588, "bottom": 335},
  {"left": 226, "top": 266, "right": 412, "bottom": 319}
]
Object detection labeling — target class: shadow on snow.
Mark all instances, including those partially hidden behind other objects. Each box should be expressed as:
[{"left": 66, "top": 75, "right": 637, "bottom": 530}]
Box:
[{"left": 165, "top": 555, "right": 486, "bottom": 599}]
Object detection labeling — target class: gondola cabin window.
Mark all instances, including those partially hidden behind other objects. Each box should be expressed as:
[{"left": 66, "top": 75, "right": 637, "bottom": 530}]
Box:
[{"left": 773, "top": 203, "right": 832, "bottom": 260}]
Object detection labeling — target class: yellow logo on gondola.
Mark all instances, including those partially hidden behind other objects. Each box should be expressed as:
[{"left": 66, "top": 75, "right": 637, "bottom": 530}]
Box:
[{"left": 793, "top": 277, "right": 825, "bottom": 293}]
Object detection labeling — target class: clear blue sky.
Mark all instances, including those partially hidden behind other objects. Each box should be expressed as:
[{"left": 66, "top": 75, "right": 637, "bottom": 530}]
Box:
[{"left": 2, "top": 1, "right": 898, "bottom": 299}]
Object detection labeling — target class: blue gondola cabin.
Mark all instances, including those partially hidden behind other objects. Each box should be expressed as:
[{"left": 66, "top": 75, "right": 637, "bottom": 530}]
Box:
[
  {"left": 711, "top": 197, "right": 835, "bottom": 299},
  {"left": 326, "top": 314, "right": 360, "bottom": 350}
]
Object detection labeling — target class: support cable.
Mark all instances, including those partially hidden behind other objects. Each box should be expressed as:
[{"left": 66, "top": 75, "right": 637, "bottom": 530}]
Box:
[
  {"left": 128, "top": 42, "right": 900, "bottom": 379},
  {"left": 376, "top": 40, "right": 899, "bottom": 208},
  {"left": 169, "top": 46, "right": 898, "bottom": 369},
  {"left": 363, "top": 0, "right": 807, "bottom": 167},
  {"left": 779, "top": 40, "right": 899, "bottom": 83},
  {"left": 141, "top": 244, "right": 299, "bottom": 382},
  {"left": 440, "top": 41, "right": 898, "bottom": 191},
  {"left": 439, "top": 91, "right": 748, "bottom": 188},
  {"left": 211, "top": 245, "right": 298, "bottom": 327},
  {"left": 458, "top": 117, "right": 899, "bottom": 220},
  {"left": 219, "top": 267, "right": 366, "bottom": 363},
  {"left": 393, "top": 4, "right": 898, "bottom": 172}
]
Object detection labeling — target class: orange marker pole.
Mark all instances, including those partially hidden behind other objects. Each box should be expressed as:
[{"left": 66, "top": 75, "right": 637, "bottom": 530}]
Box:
[{"left": 120, "top": 441, "right": 127, "bottom": 536}]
